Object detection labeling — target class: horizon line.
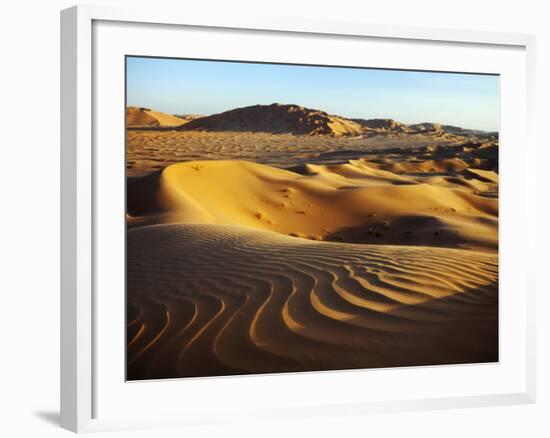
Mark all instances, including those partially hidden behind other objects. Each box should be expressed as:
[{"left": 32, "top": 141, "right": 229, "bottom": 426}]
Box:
[{"left": 126, "top": 102, "right": 499, "bottom": 133}]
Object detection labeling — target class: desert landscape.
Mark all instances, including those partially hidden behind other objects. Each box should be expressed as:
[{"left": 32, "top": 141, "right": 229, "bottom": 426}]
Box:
[{"left": 126, "top": 101, "right": 499, "bottom": 381}]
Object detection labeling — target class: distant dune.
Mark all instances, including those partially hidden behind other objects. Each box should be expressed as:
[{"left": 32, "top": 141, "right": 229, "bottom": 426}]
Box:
[
  {"left": 352, "top": 118, "right": 410, "bottom": 132},
  {"left": 128, "top": 104, "right": 497, "bottom": 138},
  {"left": 408, "top": 122, "right": 445, "bottom": 133},
  {"left": 178, "top": 103, "right": 365, "bottom": 136},
  {"left": 126, "top": 106, "right": 196, "bottom": 128},
  {"left": 353, "top": 118, "right": 497, "bottom": 138}
]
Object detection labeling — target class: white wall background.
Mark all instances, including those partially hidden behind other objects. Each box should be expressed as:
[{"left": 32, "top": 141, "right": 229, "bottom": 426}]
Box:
[{"left": 0, "top": 0, "right": 546, "bottom": 436}]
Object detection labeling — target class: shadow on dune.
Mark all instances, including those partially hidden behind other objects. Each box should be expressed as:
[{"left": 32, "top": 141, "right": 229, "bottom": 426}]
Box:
[
  {"left": 127, "top": 170, "right": 164, "bottom": 217},
  {"left": 323, "top": 215, "right": 470, "bottom": 249}
]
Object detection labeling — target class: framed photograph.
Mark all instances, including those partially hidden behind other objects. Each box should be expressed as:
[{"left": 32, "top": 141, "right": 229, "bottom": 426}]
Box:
[{"left": 61, "top": 4, "right": 536, "bottom": 433}]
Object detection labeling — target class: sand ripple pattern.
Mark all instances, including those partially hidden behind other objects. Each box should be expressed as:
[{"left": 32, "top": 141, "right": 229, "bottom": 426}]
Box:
[{"left": 127, "top": 224, "right": 498, "bottom": 380}]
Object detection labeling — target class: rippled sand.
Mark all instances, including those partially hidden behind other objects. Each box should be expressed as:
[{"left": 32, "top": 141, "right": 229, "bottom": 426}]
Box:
[
  {"left": 127, "top": 224, "right": 498, "bottom": 380},
  {"left": 126, "top": 130, "right": 491, "bottom": 176}
]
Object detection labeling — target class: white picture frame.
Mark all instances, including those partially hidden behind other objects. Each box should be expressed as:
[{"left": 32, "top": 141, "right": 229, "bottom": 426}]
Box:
[{"left": 60, "top": 4, "right": 537, "bottom": 433}]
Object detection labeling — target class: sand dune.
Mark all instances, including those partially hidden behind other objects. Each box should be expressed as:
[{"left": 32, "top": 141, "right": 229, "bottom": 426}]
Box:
[
  {"left": 127, "top": 159, "right": 498, "bottom": 250},
  {"left": 179, "top": 103, "right": 365, "bottom": 136},
  {"left": 352, "top": 118, "right": 410, "bottom": 132},
  {"left": 127, "top": 223, "right": 498, "bottom": 380},
  {"left": 127, "top": 104, "right": 497, "bottom": 140},
  {"left": 175, "top": 103, "right": 497, "bottom": 138},
  {"left": 126, "top": 106, "right": 191, "bottom": 128},
  {"left": 352, "top": 119, "right": 497, "bottom": 138}
]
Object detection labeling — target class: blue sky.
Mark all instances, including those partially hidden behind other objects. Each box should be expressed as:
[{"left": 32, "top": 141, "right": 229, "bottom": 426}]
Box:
[{"left": 126, "top": 57, "right": 499, "bottom": 131}]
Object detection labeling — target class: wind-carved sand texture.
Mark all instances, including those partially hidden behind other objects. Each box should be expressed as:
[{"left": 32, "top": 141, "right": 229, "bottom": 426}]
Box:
[{"left": 126, "top": 104, "right": 499, "bottom": 380}]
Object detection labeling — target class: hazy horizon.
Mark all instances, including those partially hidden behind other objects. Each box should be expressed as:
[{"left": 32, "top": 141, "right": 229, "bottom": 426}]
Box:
[{"left": 127, "top": 56, "right": 500, "bottom": 132}]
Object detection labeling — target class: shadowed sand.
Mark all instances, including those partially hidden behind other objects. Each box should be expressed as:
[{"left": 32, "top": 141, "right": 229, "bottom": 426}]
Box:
[{"left": 127, "top": 224, "right": 497, "bottom": 380}]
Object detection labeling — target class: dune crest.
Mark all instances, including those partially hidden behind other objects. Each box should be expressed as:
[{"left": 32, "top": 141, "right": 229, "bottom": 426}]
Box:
[{"left": 178, "top": 103, "right": 365, "bottom": 136}]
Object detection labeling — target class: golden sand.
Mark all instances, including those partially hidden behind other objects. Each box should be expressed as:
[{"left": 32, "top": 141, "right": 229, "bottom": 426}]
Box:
[{"left": 126, "top": 106, "right": 499, "bottom": 380}]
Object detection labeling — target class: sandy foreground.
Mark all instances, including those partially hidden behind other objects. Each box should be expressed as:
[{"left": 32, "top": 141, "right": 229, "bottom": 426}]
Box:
[
  {"left": 126, "top": 108, "right": 498, "bottom": 380},
  {"left": 128, "top": 224, "right": 497, "bottom": 380}
]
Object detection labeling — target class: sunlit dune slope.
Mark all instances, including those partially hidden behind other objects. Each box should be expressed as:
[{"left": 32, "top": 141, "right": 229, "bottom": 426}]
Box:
[
  {"left": 127, "top": 223, "right": 498, "bottom": 380},
  {"left": 127, "top": 159, "right": 498, "bottom": 250}
]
